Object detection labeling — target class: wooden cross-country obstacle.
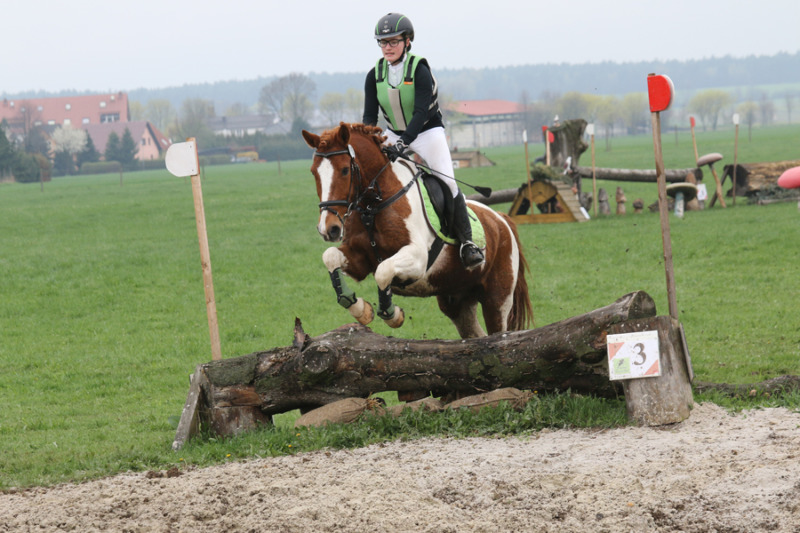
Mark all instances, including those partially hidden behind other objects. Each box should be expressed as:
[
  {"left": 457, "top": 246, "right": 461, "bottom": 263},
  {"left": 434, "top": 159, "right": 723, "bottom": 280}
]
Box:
[
  {"left": 173, "top": 291, "right": 694, "bottom": 449},
  {"left": 507, "top": 180, "right": 588, "bottom": 223}
]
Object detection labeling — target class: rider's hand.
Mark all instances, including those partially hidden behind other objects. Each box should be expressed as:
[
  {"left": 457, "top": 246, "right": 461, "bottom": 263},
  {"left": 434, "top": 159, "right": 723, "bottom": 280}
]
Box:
[{"left": 383, "top": 140, "right": 407, "bottom": 162}]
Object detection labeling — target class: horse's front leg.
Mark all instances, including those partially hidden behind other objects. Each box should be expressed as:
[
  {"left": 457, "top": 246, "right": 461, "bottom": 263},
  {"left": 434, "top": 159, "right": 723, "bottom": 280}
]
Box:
[
  {"left": 373, "top": 244, "right": 427, "bottom": 328},
  {"left": 323, "top": 247, "right": 374, "bottom": 325}
]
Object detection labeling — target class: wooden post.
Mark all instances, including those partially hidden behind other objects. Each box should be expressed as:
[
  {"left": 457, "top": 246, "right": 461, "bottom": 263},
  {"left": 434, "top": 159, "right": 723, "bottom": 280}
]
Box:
[
  {"left": 191, "top": 164, "right": 222, "bottom": 361},
  {"left": 732, "top": 113, "right": 740, "bottom": 206},
  {"left": 689, "top": 116, "right": 699, "bottom": 163},
  {"left": 610, "top": 316, "right": 694, "bottom": 426},
  {"left": 588, "top": 123, "right": 597, "bottom": 217},
  {"left": 523, "top": 130, "right": 534, "bottom": 213},
  {"left": 648, "top": 74, "right": 679, "bottom": 321},
  {"left": 165, "top": 138, "right": 222, "bottom": 361},
  {"left": 543, "top": 125, "right": 551, "bottom": 166}
]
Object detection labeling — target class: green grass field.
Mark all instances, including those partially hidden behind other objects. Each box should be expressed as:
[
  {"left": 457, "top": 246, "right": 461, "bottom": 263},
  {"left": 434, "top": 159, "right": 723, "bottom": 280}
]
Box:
[{"left": 1, "top": 124, "right": 799, "bottom": 489}]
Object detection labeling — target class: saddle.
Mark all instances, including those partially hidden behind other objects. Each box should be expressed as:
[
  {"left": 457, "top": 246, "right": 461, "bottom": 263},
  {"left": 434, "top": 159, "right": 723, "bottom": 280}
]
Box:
[
  {"left": 420, "top": 173, "right": 455, "bottom": 240},
  {"left": 415, "top": 170, "right": 485, "bottom": 248}
]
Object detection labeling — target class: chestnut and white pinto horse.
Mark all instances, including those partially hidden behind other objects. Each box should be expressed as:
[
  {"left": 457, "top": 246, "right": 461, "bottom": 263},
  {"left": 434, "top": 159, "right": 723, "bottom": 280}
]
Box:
[{"left": 302, "top": 123, "right": 532, "bottom": 339}]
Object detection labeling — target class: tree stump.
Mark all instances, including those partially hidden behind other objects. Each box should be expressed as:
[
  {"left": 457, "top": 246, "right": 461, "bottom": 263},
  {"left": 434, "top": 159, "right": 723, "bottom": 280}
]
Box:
[
  {"left": 609, "top": 316, "right": 694, "bottom": 426},
  {"left": 546, "top": 119, "right": 588, "bottom": 170}
]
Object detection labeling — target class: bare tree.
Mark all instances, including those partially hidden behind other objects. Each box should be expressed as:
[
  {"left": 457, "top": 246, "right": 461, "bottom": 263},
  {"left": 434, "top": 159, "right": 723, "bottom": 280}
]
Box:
[
  {"left": 595, "top": 95, "right": 619, "bottom": 151},
  {"left": 785, "top": 91, "right": 795, "bottom": 124},
  {"left": 145, "top": 99, "right": 176, "bottom": 132},
  {"left": 688, "top": 89, "right": 732, "bottom": 131},
  {"left": 318, "top": 92, "right": 346, "bottom": 127},
  {"left": 557, "top": 92, "right": 593, "bottom": 121},
  {"left": 258, "top": 73, "right": 316, "bottom": 125},
  {"left": 759, "top": 93, "right": 774, "bottom": 126},
  {"left": 619, "top": 93, "right": 647, "bottom": 135},
  {"left": 736, "top": 101, "right": 759, "bottom": 141},
  {"left": 177, "top": 98, "right": 216, "bottom": 146},
  {"left": 345, "top": 88, "right": 364, "bottom": 123}
]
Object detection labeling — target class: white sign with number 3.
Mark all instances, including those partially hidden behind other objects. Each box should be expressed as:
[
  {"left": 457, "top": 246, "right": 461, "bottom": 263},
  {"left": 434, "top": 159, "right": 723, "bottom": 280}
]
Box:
[{"left": 607, "top": 330, "right": 661, "bottom": 380}]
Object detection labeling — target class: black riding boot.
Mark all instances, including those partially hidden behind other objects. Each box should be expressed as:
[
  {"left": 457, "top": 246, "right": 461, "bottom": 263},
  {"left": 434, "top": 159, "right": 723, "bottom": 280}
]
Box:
[{"left": 452, "top": 193, "right": 485, "bottom": 269}]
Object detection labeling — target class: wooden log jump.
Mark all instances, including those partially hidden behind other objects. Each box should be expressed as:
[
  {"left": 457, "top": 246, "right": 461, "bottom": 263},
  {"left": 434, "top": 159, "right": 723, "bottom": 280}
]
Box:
[
  {"left": 467, "top": 167, "right": 702, "bottom": 206},
  {"left": 174, "top": 291, "right": 695, "bottom": 449},
  {"left": 573, "top": 166, "right": 701, "bottom": 183}
]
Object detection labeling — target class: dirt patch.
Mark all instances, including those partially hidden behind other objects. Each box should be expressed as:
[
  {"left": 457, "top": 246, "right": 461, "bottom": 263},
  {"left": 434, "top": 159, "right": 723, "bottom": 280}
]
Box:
[{"left": 2, "top": 403, "right": 800, "bottom": 532}]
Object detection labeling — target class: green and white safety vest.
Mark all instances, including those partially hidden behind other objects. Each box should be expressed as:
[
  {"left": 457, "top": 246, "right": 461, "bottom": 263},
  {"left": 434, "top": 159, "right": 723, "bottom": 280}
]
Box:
[{"left": 374, "top": 53, "right": 439, "bottom": 132}]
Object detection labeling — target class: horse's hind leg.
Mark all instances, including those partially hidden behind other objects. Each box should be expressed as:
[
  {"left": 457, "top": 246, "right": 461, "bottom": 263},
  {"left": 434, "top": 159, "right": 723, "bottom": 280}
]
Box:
[
  {"left": 437, "top": 294, "right": 485, "bottom": 339},
  {"left": 323, "top": 248, "right": 374, "bottom": 325}
]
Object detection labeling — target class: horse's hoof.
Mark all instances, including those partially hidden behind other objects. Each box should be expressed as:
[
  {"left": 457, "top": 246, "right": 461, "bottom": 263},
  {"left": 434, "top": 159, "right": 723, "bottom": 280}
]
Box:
[
  {"left": 384, "top": 306, "right": 405, "bottom": 328},
  {"left": 350, "top": 298, "right": 374, "bottom": 325}
]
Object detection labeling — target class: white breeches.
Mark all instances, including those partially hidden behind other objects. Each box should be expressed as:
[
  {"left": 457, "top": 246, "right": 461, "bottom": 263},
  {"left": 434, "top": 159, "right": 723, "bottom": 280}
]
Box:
[{"left": 385, "top": 127, "right": 459, "bottom": 198}]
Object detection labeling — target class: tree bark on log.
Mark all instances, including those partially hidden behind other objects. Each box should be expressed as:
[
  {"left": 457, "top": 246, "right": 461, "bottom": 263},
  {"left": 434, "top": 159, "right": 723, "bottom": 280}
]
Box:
[
  {"left": 183, "top": 291, "right": 657, "bottom": 440},
  {"left": 573, "top": 166, "right": 702, "bottom": 183}
]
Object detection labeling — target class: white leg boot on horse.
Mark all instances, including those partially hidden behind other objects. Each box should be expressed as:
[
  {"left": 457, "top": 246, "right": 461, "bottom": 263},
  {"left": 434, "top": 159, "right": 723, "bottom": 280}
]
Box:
[{"left": 452, "top": 193, "right": 485, "bottom": 269}]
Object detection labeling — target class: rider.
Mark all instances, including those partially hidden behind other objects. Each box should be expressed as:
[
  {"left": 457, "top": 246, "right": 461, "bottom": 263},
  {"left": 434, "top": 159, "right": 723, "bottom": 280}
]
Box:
[{"left": 362, "top": 12, "right": 485, "bottom": 269}]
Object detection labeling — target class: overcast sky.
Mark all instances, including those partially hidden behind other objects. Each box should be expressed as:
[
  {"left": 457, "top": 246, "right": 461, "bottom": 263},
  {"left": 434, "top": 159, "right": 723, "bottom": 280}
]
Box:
[{"left": 3, "top": 0, "right": 798, "bottom": 95}]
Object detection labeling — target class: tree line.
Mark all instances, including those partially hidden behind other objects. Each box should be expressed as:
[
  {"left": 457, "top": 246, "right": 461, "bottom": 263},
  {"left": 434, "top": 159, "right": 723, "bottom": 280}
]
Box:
[
  {"left": 128, "top": 70, "right": 795, "bottom": 162},
  {"left": 2, "top": 52, "right": 798, "bottom": 182}
]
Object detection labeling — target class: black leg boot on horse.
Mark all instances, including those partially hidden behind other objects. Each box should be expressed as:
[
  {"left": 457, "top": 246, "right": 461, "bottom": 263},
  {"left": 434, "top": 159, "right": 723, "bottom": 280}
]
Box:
[{"left": 452, "top": 193, "right": 485, "bottom": 269}]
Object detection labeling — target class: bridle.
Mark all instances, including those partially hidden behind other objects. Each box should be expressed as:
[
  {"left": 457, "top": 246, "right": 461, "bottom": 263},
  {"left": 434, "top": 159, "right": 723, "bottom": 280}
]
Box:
[{"left": 313, "top": 143, "right": 420, "bottom": 261}]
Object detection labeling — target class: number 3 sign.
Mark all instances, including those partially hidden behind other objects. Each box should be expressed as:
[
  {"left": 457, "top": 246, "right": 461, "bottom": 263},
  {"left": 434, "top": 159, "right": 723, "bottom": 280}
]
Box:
[{"left": 607, "top": 330, "right": 661, "bottom": 380}]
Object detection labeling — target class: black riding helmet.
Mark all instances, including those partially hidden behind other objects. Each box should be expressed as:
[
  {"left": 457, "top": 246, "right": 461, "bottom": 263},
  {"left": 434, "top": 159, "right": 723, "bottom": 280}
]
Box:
[{"left": 374, "top": 13, "right": 414, "bottom": 42}]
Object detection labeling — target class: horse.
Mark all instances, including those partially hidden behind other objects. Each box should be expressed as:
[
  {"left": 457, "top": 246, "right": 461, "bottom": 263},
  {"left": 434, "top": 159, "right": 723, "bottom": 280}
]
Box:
[{"left": 302, "top": 123, "right": 532, "bottom": 339}]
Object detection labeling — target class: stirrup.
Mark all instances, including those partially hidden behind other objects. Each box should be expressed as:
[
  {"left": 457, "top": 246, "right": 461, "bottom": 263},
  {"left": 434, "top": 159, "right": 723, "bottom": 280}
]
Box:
[{"left": 459, "top": 241, "right": 485, "bottom": 268}]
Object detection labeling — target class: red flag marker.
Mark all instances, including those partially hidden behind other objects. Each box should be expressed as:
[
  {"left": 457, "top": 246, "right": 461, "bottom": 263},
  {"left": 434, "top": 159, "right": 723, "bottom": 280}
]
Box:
[{"left": 647, "top": 74, "right": 674, "bottom": 112}]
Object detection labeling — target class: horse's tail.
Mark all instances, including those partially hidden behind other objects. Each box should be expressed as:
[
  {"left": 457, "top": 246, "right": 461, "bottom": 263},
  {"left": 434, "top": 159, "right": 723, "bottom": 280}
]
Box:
[{"left": 505, "top": 215, "right": 534, "bottom": 330}]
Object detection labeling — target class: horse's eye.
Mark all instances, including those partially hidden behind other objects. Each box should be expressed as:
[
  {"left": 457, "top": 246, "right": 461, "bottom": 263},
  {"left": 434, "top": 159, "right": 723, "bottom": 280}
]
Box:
[{"left": 341, "top": 167, "right": 349, "bottom": 176}]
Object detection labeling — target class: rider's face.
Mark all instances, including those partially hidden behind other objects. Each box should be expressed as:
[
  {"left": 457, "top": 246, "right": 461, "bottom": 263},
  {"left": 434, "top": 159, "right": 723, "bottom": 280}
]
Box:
[{"left": 379, "top": 37, "right": 407, "bottom": 64}]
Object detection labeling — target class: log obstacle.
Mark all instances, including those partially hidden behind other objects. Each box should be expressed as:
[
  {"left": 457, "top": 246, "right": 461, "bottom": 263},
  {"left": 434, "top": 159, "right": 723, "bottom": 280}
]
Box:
[
  {"left": 467, "top": 167, "right": 702, "bottom": 206},
  {"left": 572, "top": 166, "right": 702, "bottom": 183},
  {"left": 173, "top": 291, "right": 695, "bottom": 449}
]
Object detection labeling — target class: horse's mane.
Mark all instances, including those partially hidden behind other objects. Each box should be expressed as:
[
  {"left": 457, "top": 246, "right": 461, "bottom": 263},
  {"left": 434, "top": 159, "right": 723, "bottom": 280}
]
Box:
[{"left": 317, "top": 122, "right": 387, "bottom": 152}]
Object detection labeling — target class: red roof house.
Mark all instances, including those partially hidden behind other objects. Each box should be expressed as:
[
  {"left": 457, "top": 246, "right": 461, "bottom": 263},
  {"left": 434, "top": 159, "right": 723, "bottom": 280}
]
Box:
[
  {"left": 83, "top": 121, "right": 171, "bottom": 161},
  {"left": 0, "top": 93, "right": 171, "bottom": 161},
  {"left": 0, "top": 92, "right": 130, "bottom": 129}
]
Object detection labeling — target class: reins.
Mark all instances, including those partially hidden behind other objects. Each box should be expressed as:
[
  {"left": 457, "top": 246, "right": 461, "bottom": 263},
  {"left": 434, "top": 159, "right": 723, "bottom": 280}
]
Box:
[{"left": 313, "top": 143, "right": 419, "bottom": 263}]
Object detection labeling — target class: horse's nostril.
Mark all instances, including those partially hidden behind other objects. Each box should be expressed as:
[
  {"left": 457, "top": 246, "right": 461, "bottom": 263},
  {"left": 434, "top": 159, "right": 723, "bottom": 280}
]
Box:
[{"left": 328, "top": 225, "right": 342, "bottom": 241}]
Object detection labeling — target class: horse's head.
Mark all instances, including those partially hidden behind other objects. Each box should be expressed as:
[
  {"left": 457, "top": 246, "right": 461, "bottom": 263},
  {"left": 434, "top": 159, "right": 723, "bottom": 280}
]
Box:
[{"left": 302, "top": 123, "right": 387, "bottom": 242}]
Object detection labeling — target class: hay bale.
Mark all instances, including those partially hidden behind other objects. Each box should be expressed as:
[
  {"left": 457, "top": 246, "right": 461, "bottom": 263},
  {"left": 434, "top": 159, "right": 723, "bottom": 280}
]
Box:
[
  {"left": 294, "top": 398, "right": 385, "bottom": 428},
  {"left": 444, "top": 387, "right": 533, "bottom": 412},
  {"left": 387, "top": 397, "right": 444, "bottom": 417}
]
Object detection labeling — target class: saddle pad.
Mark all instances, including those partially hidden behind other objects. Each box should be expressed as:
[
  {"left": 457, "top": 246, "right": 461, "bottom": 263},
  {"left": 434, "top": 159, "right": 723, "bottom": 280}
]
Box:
[{"left": 417, "top": 182, "right": 486, "bottom": 249}]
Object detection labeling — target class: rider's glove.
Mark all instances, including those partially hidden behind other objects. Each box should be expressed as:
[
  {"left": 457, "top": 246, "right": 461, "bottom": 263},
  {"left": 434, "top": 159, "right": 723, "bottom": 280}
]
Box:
[{"left": 383, "top": 140, "right": 407, "bottom": 162}]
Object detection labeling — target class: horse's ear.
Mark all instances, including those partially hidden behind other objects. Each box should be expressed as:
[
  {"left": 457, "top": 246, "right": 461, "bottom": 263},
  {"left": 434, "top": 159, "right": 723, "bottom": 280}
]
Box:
[
  {"left": 301, "top": 130, "right": 320, "bottom": 149},
  {"left": 336, "top": 123, "right": 350, "bottom": 145}
]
